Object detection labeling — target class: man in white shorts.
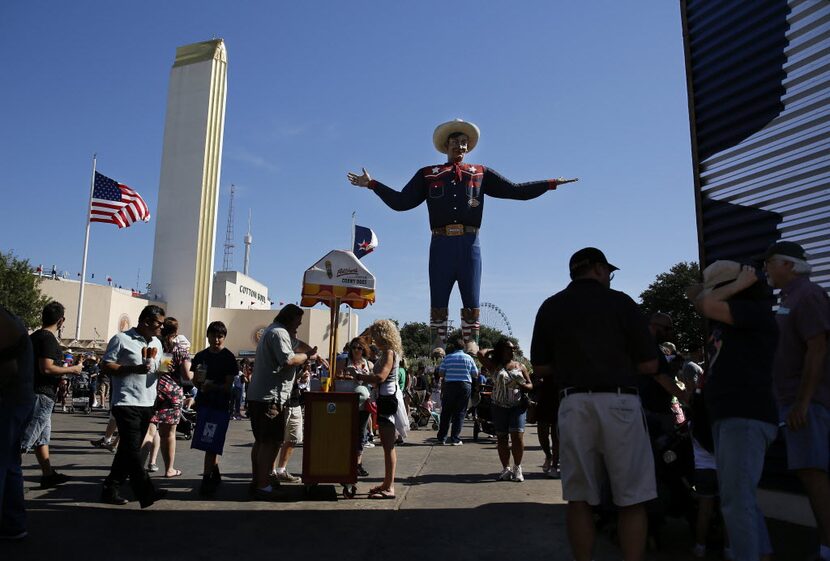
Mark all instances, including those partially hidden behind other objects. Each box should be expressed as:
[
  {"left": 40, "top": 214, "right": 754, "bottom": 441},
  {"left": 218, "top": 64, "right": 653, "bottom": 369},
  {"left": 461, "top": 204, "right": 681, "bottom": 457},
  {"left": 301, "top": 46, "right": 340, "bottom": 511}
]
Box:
[
  {"left": 531, "top": 248, "right": 660, "bottom": 561},
  {"left": 273, "top": 381, "right": 304, "bottom": 483}
]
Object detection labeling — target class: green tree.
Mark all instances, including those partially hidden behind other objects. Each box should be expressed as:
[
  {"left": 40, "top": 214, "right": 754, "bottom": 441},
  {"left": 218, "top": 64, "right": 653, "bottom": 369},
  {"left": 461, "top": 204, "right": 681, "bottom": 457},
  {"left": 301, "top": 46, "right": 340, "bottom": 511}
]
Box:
[
  {"left": 0, "top": 251, "right": 50, "bottom": 329},
  {"left": 639, "top": 261, "right": 704, "bottom": 353},
  {"left": 446, "top": 326, "right": 521, "bottom": 355},
  {"left": 399, "top": 321, "right": 432, "bottom": 358},
  {"left": 398, "top": 321, "right": 520, "bottom": 359}
]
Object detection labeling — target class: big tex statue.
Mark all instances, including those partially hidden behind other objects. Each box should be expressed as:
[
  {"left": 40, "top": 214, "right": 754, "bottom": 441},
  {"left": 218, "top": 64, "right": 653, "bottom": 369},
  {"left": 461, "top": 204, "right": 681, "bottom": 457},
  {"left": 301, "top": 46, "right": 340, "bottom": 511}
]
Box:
[{"left": 348, "top": 119, "right": 576, "bottom": 349}]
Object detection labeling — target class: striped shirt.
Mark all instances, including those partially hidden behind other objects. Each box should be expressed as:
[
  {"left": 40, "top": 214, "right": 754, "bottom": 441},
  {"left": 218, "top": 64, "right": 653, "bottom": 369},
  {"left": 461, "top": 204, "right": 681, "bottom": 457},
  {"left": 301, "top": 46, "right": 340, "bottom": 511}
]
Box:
[
  {"left": 438, "top": 350, "right": 478, "bottom": 383},
  {"left": 492, "top": 367, "right": 523, "bottom": 408}
]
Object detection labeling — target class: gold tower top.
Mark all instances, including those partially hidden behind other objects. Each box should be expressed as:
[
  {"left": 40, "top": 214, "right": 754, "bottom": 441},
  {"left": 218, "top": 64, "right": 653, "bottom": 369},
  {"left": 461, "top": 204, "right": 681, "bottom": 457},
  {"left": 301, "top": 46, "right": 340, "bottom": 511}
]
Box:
[{"left": 173, "top": 39, "right": 226, "bottom": 68}]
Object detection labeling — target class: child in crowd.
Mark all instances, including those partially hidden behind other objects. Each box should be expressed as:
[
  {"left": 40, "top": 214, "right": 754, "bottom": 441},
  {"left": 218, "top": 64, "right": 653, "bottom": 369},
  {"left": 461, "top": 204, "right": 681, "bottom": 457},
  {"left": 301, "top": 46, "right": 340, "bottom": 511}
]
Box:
[
  {"left": 691, "top": 436, "right": 730, "bottom": 559},
  {"left": 232, "top": 364, "right": 245, "bottom": 420},
  {"left": 190, "top": 321, "right": 236, "bottom": 496},
  {"left": 689, "top": 368, "right": 731, "bottom": 559}
]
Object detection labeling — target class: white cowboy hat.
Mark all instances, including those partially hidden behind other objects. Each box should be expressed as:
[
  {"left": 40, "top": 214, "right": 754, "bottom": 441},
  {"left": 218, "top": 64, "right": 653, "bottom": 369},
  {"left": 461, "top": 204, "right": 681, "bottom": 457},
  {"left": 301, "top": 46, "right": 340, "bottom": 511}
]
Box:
[{"left": 433, "top": 119, "right": 480, "bottom": 154}]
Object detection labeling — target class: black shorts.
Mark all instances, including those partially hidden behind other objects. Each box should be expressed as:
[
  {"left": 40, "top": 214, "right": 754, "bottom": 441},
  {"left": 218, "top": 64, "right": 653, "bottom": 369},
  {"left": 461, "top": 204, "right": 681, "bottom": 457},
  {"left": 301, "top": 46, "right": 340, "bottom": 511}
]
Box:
[
  {"left": 248, "top": 401, "right": 286, "bottom": 445},
  {"left": 693, "top": 468, "right": 718, "bottom": 498},
  {"left": 535, "top": 382, "right": 560, "bottom": 425}
]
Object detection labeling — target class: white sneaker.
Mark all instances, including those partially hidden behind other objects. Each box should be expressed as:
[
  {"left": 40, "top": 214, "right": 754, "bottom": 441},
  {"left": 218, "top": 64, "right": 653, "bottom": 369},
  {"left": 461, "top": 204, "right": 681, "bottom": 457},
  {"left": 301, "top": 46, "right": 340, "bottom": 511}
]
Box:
[
  {"left": 364, "top": 441, "right": 375, "bottom": 448},
  {"left": 512, "top": 465, "right": 524, "bottom": 482},
  {"left": 275, "top": 470, "right": 301, "bottom": 483},
  {"left": 497, "top": 467, "right": 513, "bottom": 481}
]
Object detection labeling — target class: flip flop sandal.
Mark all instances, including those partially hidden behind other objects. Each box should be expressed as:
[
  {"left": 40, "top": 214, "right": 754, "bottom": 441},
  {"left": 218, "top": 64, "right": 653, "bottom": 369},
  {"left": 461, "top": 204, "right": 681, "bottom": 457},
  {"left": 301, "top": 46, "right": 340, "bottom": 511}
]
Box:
[
  {"left": 368, "top": 489, "right": 395, "bottom": 500},
  {"left": 367, "top": 485, "right": 384, "bottom": 495},
  {"left": 165, "top": 470, "right": 182, "bottom": 478}
]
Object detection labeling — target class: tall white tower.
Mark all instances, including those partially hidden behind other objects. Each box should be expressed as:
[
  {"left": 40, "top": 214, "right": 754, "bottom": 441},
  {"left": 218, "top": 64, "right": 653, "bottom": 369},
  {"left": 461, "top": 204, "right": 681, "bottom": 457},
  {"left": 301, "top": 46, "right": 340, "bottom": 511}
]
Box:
[
  {"left": 243, "top": 209, "right": 252, "bottom": 276},
  {"left": 150, "top": 39, "right": 227, "bottom": 345}
]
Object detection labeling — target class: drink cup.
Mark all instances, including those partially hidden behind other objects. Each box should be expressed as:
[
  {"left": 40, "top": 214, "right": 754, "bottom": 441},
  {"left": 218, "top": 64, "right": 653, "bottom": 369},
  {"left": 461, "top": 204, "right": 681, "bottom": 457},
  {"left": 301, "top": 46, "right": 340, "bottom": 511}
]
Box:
[{"left": 159, "top": 353, "right": 173, "bottom": 373}]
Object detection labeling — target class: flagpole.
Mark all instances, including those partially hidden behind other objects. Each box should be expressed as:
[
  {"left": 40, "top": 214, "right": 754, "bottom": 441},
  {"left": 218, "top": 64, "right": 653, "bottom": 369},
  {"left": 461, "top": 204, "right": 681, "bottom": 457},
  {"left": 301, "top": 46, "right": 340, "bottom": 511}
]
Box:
[
  {"left": 350, "top": 211, "right": 356, "bottom": 251},
  {"left": 75, "top": 154, "right": 96, "bottom": 341},
  {"left": 348, "top": 211, "right": 356, "bottom": 337}
]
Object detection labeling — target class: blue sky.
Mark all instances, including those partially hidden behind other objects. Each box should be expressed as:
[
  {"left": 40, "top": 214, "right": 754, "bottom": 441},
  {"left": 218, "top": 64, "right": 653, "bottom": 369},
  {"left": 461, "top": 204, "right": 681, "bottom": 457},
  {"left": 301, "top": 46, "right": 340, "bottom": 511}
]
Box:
[{"left": 0, "top": 1, "right": 698, "bottom": 350}]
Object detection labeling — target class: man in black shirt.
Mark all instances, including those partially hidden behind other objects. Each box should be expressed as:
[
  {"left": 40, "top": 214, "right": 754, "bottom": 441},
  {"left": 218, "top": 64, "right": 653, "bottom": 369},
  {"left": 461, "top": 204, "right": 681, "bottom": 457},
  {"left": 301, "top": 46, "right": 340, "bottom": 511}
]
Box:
[
  {"left": 531, "top": 248, "right": 659, "bottom": 561},
  {"left": 689, "top": 260, "right": 778, "bottom": 561},
  {"left": 20, "top": 302, "right": 82, "bottom": 488}
]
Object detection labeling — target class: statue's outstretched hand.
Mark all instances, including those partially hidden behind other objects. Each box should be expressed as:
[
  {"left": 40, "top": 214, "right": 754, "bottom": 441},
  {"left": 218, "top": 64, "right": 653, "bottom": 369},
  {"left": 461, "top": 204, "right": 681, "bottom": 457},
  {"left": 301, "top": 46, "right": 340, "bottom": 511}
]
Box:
[
  {"left": 555, "top": 177, "right": 579, "bottom": 186},
  {"left": 347, "top": 168, "right": 372, "bottom": 187}
]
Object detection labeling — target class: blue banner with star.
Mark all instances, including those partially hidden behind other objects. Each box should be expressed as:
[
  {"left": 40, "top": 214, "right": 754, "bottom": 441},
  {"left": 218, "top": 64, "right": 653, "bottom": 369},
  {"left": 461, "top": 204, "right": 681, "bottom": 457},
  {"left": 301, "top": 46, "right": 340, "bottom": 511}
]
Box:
[{"left": 353, "top": 225, "right": 378, "bottom": 259}]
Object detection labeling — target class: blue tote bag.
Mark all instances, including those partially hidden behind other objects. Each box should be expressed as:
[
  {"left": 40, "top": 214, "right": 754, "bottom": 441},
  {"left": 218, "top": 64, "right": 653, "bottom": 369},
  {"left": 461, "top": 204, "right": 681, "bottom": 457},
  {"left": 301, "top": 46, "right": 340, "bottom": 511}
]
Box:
[{"left": 191, "top": 406, "right": 231, "bottom": 455}]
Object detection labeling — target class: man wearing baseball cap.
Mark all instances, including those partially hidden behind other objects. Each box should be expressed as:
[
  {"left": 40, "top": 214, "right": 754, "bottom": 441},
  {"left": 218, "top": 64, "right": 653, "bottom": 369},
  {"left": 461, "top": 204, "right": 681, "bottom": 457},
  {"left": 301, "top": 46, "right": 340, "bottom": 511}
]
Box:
[
  {"left": 760, "top": 241, "right": 830, "bottom": 561},
  {"left": 531, "top": 247, "right": 659, "bottom": 561},
  {"left": 347, "top": 119, "right": 576, "bottom": 349}
]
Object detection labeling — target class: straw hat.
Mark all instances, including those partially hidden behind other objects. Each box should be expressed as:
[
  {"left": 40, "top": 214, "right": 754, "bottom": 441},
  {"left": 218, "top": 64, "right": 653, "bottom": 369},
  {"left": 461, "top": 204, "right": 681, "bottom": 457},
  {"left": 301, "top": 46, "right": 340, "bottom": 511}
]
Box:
[
  {"left": 433, "top": 119, "right": 480, "bottom": 154},
  {"left": 685, "top": 260, "right": 741, "bottom": 301}
]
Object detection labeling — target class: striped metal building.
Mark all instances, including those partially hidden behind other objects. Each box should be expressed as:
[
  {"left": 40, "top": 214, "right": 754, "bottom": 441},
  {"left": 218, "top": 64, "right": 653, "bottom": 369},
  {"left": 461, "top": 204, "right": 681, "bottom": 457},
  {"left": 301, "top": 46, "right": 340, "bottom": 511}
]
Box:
[{"left": 681, "top": 0, "right": 830, "bottom": 290}]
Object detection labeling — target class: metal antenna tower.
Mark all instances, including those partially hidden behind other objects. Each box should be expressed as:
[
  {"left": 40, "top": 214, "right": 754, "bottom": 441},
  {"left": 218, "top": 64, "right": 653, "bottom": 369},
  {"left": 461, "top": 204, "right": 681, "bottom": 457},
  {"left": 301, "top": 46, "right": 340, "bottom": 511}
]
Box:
[
  {"left": 243, "top": 209, "right": 252, "bottom": 276},
  {"left": 222, "top": 184, "right": 235, "bottom": 271}
]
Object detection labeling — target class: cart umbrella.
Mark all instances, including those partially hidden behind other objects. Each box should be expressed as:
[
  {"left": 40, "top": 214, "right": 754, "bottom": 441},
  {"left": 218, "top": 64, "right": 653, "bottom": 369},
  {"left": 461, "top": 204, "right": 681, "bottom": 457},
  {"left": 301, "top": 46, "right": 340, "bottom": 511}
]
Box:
[{"left": 301, "top": 250, "right": 376, "bottom": 391}]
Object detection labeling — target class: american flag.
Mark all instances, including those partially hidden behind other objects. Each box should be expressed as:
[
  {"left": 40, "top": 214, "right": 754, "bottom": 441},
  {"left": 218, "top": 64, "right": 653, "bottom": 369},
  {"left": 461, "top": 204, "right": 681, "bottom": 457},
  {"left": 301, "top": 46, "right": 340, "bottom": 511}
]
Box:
[{"left": 90, "top": 172, "right": 151, "bottom": 228}]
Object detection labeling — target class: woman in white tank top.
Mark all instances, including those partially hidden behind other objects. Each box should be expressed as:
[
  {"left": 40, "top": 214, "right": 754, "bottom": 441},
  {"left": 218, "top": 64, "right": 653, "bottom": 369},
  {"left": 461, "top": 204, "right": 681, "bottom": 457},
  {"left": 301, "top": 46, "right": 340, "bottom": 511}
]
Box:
[{"left": 353, "top": 319, "right": 403, "bottom": 499}]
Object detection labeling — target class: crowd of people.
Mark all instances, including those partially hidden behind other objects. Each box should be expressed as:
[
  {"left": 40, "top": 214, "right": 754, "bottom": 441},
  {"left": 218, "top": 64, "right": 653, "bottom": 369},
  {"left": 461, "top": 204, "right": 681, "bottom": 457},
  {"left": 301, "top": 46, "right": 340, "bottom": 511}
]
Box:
[
  {"left": 526, "top": 243, "right": 830, "bottom": 561},
  {"left": 1, "top": 241, "right": 829, "bottom": 561}
]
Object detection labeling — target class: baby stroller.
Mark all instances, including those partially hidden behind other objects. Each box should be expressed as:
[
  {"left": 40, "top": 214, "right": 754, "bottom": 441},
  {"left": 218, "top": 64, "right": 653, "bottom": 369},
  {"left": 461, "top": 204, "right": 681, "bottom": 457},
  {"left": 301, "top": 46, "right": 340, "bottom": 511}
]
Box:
[
  {"left": 68, "top": 374, "right": 93, "bottom": 414},
  {"left": 408, "top": 389, "right": 439, "bottom": 430},
  {"left": 646, "top": 412, "right": 696, "bottom": 544},
  {"left": 472, "top": 385, "right": 496, "bottom": 441},
  {"left": 177, "top": 408, "right": 196, "bottom": 440}
]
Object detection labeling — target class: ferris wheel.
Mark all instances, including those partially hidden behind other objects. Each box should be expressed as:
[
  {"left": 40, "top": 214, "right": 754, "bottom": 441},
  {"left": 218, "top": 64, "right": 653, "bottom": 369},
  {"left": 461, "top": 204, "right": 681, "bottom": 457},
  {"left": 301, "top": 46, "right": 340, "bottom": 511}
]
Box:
[{"left": 479, "top": 302, "right": 513, "bottom": 337}]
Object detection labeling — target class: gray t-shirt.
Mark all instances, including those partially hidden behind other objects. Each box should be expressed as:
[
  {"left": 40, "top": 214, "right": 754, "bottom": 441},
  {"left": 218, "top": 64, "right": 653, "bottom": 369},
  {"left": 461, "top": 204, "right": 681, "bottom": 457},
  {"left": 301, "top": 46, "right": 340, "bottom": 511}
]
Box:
[
  {"left": 247, "top": 322, "right": 298, "bottom": 406},
  {"left": 103, "top": 328, "right": 162, "bottom": 407},
  {"left": 772, "top": 276, "right": 830, "bottom": 408}
]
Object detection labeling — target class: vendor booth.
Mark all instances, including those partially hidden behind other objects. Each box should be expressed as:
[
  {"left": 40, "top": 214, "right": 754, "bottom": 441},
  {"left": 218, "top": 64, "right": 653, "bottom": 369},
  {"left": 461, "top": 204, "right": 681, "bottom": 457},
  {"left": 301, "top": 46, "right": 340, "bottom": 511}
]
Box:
[{"left": 299, "top": 250, "right": 375, "bottom": 497}]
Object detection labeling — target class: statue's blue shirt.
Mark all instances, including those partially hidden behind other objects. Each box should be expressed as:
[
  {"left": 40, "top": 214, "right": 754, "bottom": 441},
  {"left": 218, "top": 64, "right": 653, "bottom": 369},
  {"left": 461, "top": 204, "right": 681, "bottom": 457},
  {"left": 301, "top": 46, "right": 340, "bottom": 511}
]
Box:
[{"left": 368, "top": 163, "right": 557, "bottom": 229}]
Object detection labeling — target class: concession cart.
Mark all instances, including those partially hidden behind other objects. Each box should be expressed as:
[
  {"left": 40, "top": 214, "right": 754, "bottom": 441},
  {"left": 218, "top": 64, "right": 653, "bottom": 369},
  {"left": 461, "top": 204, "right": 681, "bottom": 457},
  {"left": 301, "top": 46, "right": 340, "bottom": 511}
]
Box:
[{"left": 299, "top": 250, "right": 375, "bottom": 498}]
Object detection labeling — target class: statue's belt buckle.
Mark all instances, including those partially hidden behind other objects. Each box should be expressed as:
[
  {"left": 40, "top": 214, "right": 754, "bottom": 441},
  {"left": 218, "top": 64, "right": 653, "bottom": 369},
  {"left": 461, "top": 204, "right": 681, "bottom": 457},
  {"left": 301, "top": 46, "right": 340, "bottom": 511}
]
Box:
[{"left": 444, "top": 224, "right": 464, "bottom": 236}]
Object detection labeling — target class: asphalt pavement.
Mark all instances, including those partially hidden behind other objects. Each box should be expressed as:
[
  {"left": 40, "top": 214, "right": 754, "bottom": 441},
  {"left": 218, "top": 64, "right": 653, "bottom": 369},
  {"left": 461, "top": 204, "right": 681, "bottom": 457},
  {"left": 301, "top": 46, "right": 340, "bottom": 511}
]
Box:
[{"left": 3, "top": 408, "right": 814, "bottom": 561}]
